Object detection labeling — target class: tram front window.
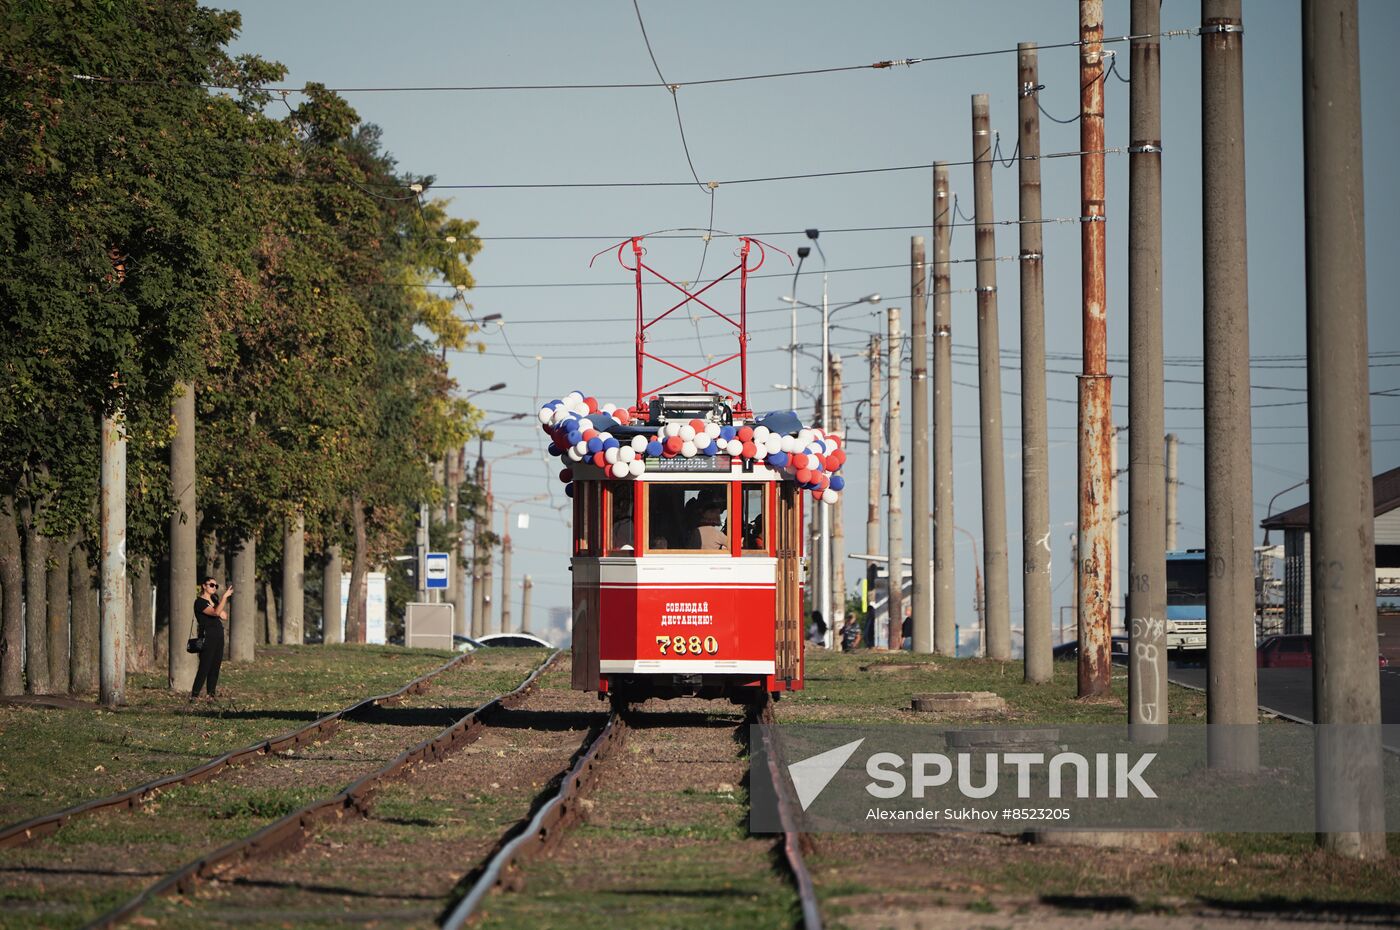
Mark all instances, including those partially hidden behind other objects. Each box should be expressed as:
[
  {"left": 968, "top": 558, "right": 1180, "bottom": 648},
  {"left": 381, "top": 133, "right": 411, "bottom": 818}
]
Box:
[{"left": 646, "top": 484, "right": 729, "bottom": 552}]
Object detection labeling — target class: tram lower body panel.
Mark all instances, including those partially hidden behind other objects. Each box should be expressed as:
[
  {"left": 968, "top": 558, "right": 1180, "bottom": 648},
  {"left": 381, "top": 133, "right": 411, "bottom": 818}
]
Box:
[{"left": 571, "top": 556, "right": 801, "bottom": 698}]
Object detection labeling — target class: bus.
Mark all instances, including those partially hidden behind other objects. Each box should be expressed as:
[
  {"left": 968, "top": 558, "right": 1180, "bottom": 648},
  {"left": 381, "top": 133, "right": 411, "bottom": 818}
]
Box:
[{"left": 1165, "top": 549, "right": 1208, "bottom": 650}]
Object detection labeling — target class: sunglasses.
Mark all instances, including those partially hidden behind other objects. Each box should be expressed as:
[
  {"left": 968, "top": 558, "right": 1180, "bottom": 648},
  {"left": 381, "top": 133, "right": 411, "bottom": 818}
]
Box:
[{"left": 205, "top": 583, "right": 218, "bottom": 589}]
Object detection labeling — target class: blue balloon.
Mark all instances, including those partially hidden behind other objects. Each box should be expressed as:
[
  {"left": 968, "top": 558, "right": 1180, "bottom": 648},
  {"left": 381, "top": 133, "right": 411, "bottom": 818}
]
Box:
[
  {"left": 830, "top": 475, "right": 845, "bottom": 491},
  {"left": 701, "top": 442, "right": 717, "bottom": 456},
  {"left": 566, "top": 431, "right": 583, "bottom": 446},
  {"left": 602, "top": 437, "right": 620, "bottom": 450},
  {"left": 564, "top": 483, "right": 575, "bottom": 498},
  {"left": 547, "top": 443, "right": 561, "bottom": 457},
  {"left": 545, "top": 399, "right": 562, "bottom": 409},
  {"left": 646, "top": 441, "right": 663, "bottom": 457},
  {"left": 586, "top": 437, "right": 603, "bottom": 454},
  {"left": 766, "top": 452, "right": 788, "bottom": 468},
  {"left": 719, "top": 425, "right": 736, "bottom": 442}
]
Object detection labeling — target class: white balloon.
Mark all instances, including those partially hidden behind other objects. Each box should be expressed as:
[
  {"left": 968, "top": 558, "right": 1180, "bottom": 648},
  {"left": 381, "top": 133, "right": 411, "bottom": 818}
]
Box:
[
  {"left": 681, "top": 440, "right": 697, "bottom": 457},
  {"left": 565, "top": 391, "right": 584, "bottom": 405},
  {"left": 823, "top": 490, "right": 840, "bottom": 505},
  {"left": 763, "top": 435, "right": 782, "bottom": 455},
  {"left": 567, "top": 447, "right": 583, "bottom": 462},
  {"left": 537, "top": 408, "right": 552, "bottom": 424},
  {"left": 694, "top": 433, "right": 712, "bottom": 450},
  {"left": 630, "top": 435, "right": 649, "bottom": 452},
  {"left": 604, "top": 447, "right": 620, "bottom": 464},
  {"left": 602, "top": 403, "right": 617, "bottom": 414},
  {"left": 611, "top": 461, "right": 630, "bottom": 478},
  {"left": 619, "top": 446, "right": 635, "bottom": 463},
  {"left": 797, "top": 429, "right": 814, "bottom": 444},
  {"left": 627, "top": 458, "right": 646, "bottom": 477},
  {"left": 704, "top": 422, "right": 722, "bottom": 438},
  {"left": 572, "top": 403, "right": 590, "bottom": 416},
  {"left": 574, "top": 440, "right": 588, "bottom": 456},
  {"left": 725, "top": 439, "right": 743, "bottom": 456},
  {"left": 779, "top": 436, "right": 798, "bottom": 453},
  {"left": 664, "top": 422, "right": 682, "bottom": 438},
  {"left": 752, "top": 425, "right": 771, "bottom": 443},
  {"left": 678, "top": 424, "right": 696, "bottom": 442}
]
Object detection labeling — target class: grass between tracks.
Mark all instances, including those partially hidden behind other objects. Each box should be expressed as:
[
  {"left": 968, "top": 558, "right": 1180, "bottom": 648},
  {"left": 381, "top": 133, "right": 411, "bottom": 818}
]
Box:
[
  {"left": 0, "top": 645, "right": 467, "bottom": 827},
  {"left": 792, "top": 648, "right": 1400, "bottom": 927}
]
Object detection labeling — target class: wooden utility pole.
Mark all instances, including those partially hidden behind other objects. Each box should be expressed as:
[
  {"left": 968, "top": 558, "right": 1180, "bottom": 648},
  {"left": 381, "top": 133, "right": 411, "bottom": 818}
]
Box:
[
  {"left": 1127, "top": 0, "right": 1169, "bottom": 736},
  {"left": 909, "top": 236, "right": 931, "bottom": 657},
  {"left": 1018, "top": 43, "right": 1052, "bottom": 683},
  {"left": 866, "top": 335, "right": 882, "bottom": 563},
  {"left": 168, "top": 380, "right": 198, "bottom": 689},
  {"left": 886, "top": 307, "right": 904, "bottom": 651},
  {"left": 1076, "top": 0, "right": 1114, "bottom": 697},
  {"left": 1303, "top": 0, "right": 1386, "bottom": 858},
  {"left": 1201, "top": 0, "right": 1257, "bottom": 770},
  {"left": 971, "top": 93, "right": 1011, "bottom": 662},
  {"left": 829, "top": 353, "right": 847, "bottom": 616},
  {"left": 932, "top": 165, "right": 957, "bottom": 656}
]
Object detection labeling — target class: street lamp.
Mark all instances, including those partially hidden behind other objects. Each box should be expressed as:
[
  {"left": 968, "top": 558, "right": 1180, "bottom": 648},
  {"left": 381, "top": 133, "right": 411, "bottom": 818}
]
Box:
[
  {"left": 470, "top": 437, "right": 531, "bottom": 637},
  {"left": 466, "top": 382, "right": 507, "bottom": 399}
]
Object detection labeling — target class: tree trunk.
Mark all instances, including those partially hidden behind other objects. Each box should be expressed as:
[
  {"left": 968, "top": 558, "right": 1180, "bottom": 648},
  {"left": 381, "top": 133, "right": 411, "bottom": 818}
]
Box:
[
  {"left": 323, "top": 545, "right": 343, "bottom": 644},
  {"left": 263, "top": 579, "right": 279, "bottom": 646},
  {"left": 0, "top": 496, "right": 24, "bottom": 695},
  {"left": 153, "top": 554, "right": 169, "bottom": 669},
  {"left": 347, "top": 496, "right": 367, "bottom": 644},
  {"left": 20, "top": 504, "right": 51, "bottom": 694},
  {"left": 69, "top": 542, "right": 98, "bottom": 692},
  {"left": 230, "top": 537, "right": 256, "bottom": 661},
  {"left": 46, "top": 536, "right": 72, "bottom": 692},
  {"left": 282, "top": 514, "right": 304, "bottom": 645},
  {"left": 129, "top": 556, "right": 153, "bottom": 673}
]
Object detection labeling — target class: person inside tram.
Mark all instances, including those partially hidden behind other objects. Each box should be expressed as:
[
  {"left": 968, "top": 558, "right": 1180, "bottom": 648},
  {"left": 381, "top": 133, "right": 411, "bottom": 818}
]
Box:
[
  {"left": 611, "top": 492, "right": 635, "bottom": 551},
  {"left": 685, "top": 492, "right": 728, "bottom": 550}
]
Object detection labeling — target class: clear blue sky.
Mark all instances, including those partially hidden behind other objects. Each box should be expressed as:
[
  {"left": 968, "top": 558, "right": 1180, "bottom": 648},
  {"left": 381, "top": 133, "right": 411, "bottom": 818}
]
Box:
[{"left": 228, "top": 0, "right": 1400, "bottom": 646}]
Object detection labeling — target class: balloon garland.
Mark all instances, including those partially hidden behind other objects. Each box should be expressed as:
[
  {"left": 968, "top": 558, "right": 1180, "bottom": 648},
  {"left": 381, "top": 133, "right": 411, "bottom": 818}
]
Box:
[{"left": 538, "top": 392, "right": 846, "bottom": 505}]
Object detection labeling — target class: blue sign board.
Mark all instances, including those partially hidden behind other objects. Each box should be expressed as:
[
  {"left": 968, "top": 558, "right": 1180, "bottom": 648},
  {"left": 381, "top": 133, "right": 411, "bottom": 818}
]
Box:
[{"left": 425, "top": 551, "right": 450, "bottom": 589}]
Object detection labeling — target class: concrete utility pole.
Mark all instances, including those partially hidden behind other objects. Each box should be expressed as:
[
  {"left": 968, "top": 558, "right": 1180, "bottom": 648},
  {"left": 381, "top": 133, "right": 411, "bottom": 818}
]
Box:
[
  {"left": 520, "top": 574, "right": 533, "bottom": 635},
  {"left": 482, "top": 490, "right": 495, "bottom": 633},
  {"left": 1127, "top": 0, "right": 1169, "bottom": 735},
  {"left": 1302, "top": 0, "right": 1386, "bottom": 858},
  {"left": 1076, "top": 0, "right": 1114, "bottom": 697},
  {"left": 323, "top": 545, "right": 343, "bottom": 644},
  {"left": 1201, "top": 0, "right": 1258, "bottom": 770},
  {"left": 99, "top": 412, "right": 127, "bottom": 707},
  {"left": 450, "top": 447, "right": 468, "bottom": 636},
  {"left": 971, "top": 93, "right": 1012, "bottom": 662},
  {"left": 500, "top": 519, "right": 514, "bottom": 634},
  {"left": 886, "top": 307, "right": 904, "bottom": 651},
  {"left": 866, "top": 334, "right": 882, "bottom": 562},
  {"left": 230, "top": 537, "right": 255, "bottom": 659},
  {"left": 168, "top": 383, "right": 197, "bottom": 690},
  {"left": 909, "top": 235, "right": 932, "bottom": 659},
  {"left": 932, "top": 165, "right": 957, "bottom": 657},
  {"left": 1165, "top": 434, "right": 1179, "bottom": 550},
  {"left": 416, "top": 501, "right": 430, "bottom": 604},
  {"left": 1111, "top": 431, "right": 1122, "bottom": 631},
  {"left": 1018, "top": 43, "right": 1052, "bottom": 684},
  {"left": 829, "top": 354, "right": 847, "bottom": 617},
  {"left": 282, "top": 513, "right": 304, "bottom": 645}
]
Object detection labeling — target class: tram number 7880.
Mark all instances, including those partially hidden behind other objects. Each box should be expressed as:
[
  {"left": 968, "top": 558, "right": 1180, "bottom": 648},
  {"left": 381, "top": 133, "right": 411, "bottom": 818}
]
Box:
[{"left": 656, "top": 635, "right": 720, "bottom": 656}]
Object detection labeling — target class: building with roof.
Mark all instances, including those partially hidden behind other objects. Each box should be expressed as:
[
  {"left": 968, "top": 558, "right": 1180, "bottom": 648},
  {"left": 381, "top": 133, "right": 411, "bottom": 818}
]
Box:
[{"left": 1260, "top": 465, "right": 1400, "bottom": 635}]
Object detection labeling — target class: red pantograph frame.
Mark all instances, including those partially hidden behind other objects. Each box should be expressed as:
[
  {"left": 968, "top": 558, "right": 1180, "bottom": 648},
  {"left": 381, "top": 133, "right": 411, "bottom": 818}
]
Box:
[{"left": 601, "top": 235, "right": 781, "bottom": 419}]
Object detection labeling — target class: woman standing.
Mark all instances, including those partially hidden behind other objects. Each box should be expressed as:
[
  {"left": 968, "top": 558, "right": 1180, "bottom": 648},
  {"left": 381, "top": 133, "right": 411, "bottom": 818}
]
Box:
[{"left": 191, "top": 577, "right": 232, "bottom": 700}]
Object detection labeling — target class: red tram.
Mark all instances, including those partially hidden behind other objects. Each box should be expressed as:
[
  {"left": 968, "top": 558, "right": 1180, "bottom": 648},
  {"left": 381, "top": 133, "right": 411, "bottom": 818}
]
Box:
[{"left": 536, "top": 236, "right": 849, "bottom": 703}]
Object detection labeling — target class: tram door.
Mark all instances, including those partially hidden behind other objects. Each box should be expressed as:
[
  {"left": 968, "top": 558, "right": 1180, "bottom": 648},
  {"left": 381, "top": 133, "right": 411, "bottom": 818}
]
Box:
[{"left": 774, "top": 482, "right": 803, "bottom": 683}]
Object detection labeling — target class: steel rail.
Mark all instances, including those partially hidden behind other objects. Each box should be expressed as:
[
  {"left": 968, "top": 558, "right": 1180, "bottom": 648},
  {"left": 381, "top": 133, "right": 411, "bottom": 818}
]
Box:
[
  {"left": 0, "top": 650, "right": 477, "bottom": 850},
  {"left": 83, "top": 651, "right": 562, "bottom": 930},
  {"left": 756, "top": 697, "right": 823, "bottom": 930},
  {"left": 441, "top": 709, "right": 627, "bottom": 927}
]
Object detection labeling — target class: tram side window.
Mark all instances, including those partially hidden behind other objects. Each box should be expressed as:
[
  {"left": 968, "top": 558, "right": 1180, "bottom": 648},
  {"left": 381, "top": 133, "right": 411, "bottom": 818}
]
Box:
[
  {"left": 646, "top": 483, "right": 729, "bottom": 552},
  {"left": 574, "top": 482, "right": 602, "bottom": 556},
  {"left": 606, "top": 482, "right": 636, "bottom": 554},
  {"left": 740, "top": 483, "right": 767, "bottom": 553}
]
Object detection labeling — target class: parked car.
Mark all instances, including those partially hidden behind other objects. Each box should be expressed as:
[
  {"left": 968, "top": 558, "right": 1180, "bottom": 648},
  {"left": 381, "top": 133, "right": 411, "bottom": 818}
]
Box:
[
  {"left": 1256, "top": 634, "right": 1389, "bottom": 669},
  {"left": 453, "top": 634, "right": 483, "bottom": 653},
  {"left": 475, "top": 632, "right": 554, "bottom": 649},
  {"left": 1052, "top": 635, "right": 1129, "bottom": 661}
]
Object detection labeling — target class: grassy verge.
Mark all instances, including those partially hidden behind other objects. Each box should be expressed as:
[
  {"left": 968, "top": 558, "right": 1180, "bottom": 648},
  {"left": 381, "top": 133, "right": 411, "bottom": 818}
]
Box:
[{"left": 0, "top": 644, "right": 459, "bottom": 825}]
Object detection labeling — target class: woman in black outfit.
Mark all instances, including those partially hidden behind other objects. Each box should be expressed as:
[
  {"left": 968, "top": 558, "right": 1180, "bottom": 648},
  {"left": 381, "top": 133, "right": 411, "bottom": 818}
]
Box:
[{"left": 191, "top": 577, "right": 232, "bottom": 700}]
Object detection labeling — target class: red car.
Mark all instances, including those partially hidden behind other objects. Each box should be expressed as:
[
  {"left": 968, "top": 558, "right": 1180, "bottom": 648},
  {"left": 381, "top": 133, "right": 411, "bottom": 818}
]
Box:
[{"left": 1256, "top": 634, "right": 1389, "bottom": 669}]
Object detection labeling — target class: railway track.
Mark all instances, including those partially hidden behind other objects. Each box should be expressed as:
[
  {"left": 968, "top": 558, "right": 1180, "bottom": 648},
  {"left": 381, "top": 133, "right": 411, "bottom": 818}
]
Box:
[
  {"left": 445, "top": 693, "right": 822, "bottom": 930},
  {"left": 77, "top": 651, "right": 565, "bottom": 929},
  {"left": 0, "top": 649, "right": 475, "bottom": 850}
]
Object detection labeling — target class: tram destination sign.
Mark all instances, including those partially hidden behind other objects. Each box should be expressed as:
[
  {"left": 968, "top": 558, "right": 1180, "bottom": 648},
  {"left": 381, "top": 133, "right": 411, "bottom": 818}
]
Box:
[{"left": 647, "top": 454, "right": 733, "bottom": 473}]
